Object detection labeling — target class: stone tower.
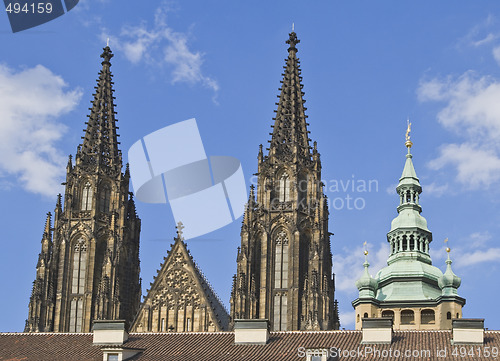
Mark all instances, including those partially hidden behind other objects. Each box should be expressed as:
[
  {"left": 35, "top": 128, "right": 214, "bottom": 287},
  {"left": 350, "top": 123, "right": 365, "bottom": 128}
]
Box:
[
  {"left": 25, "top": 46, "right": 142, "bottom": 333},
  {"left": 131, "top": 223, "right": 229, "bottom": 333},
  {"left": 229, "top": 32, "right": 339, "bottom": 331},
  {"left": 352, "top": 126, "right": 465, "bottom": 330}
]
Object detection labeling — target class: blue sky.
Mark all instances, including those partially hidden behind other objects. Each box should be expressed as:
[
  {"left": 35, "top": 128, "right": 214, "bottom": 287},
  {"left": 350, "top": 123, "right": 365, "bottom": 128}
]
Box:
[{"left": 1, "top": 1, "right": 500, "bottom": 331}]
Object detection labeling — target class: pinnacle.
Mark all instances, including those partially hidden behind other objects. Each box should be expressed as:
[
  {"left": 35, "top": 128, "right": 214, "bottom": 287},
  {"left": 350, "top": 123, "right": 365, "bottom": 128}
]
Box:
[
  {"left": 268, "top": 32, "right": 311, "bottom": 160},
  {"left": 78, "top": 45, "right": 122, "bottom": 172}
]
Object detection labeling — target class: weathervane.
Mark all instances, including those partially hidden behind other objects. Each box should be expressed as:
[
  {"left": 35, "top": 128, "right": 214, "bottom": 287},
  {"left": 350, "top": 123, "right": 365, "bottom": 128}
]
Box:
[
  {"left": 363, "top": 241, "right": 368, "bottom": 260},
  {"left": 444, "top": 237, "right": 450, "bottom": 254},
  {"left": 405, "top": 118, "right": 413, "bottom": 149}
]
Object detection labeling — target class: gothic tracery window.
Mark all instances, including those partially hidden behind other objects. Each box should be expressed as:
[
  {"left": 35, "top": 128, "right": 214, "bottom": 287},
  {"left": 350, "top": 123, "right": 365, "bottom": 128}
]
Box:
[
  {"left": 273, "top": 230, "right": 289, "bottom": 331},
  {"left": 72, "top": 239, "right": 87, "bottom": 293},
  {"left": 81, "top": 182, "right": 93, "bottom": 211},
  {"left": 70, "top": 239, "right": 87, "bottom": 332},
  {"left": 274, "top": 231, "right": 289, "bottom": 289},
  {"left": 278, "top": 174, "right": 290, "bottom": 202}
]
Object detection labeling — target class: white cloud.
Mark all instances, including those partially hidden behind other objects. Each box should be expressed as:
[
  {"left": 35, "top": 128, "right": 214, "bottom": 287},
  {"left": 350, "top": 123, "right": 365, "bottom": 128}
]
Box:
[
  {"left": 102, "top": 5, "right": 218, "bottom": 95},
  {"left": 0, "top": 64, "right": 82, "bottom": 196},
  {"left": 418, "top": 71, "right": 500, "bottom": 189},
  {"left": 428, "top": 143, "right": 500, "bottom": 189},
  {"left": 472, "top": 33, "right": 499, "bottom": 47},
  {"left": 423, "top": 182, "right": 449, "bottom": 197},
  {"left": 458, "top": 14, "right": 498, "bottom": 48},
  {"left": 431, "top": 231, "right": 499, "bottom": 268},
  {"left": 493, "top": 46, "right": 500, "bottom": 66},
  {"left": 385, "top": 183, "right": 398, "bottom": 195},
  {"left": 454, "top": 248, "right": 500, "bottom": 268},
  {"left": 334, "top": 242, "right": 389, "bottom": 294},
  {"left": 469, "top": 231, "right": 492, "bottom": 248},
  {"left": 339, "top": 311, "right": 355, "bottom": 328}
]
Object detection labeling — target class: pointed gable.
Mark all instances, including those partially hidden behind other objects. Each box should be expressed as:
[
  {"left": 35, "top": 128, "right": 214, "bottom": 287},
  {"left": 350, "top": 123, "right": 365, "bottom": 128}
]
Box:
[{"left": 132, "top": 226, "right": 229, "bottom": 332}]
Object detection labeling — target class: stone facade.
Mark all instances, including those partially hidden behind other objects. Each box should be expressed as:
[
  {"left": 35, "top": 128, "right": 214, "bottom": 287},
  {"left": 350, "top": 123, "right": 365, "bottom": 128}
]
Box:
[
  {"left": 25, "top": 46, "right": 142, "bottom": 332},
  {"left": 229, "top": 32, "right": 340, "bottom": 331},
  {"left": 131, "top": 224, "right": 229, "bottom": 332}
]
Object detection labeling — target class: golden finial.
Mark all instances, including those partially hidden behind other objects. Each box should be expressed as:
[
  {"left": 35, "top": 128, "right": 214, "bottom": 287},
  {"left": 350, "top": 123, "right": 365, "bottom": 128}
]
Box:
[
  {"left": 444, "top": 238, "right": 450, "bottom": 253},
  {"left": 405, "top": 118, "right": 413, "bottom": 149},
  {"left": 363, "top": 241, "right": 368, "bottom": 256}
]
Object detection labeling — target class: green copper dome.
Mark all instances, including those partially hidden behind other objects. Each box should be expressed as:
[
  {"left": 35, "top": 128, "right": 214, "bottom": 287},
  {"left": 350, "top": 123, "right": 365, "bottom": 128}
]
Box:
[
  {"left": 438, "top": 253, "right": 461, "bottom": 296},
  {"left": 355, "top": 260, "right": 378, "bottom": 298}
]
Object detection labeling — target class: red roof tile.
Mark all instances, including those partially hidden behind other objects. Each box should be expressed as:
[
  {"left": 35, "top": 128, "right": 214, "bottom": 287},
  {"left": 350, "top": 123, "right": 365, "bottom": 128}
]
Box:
[{"left": 1, "top": 330, "right": 499, "bottom": 361}]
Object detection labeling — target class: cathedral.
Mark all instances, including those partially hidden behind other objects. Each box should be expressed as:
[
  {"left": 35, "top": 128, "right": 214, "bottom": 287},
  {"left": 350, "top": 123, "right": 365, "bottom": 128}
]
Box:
[
  {"left": 25, "top": 47, "right": 141, "bottom": 333},
  {"left": 5, "top": 29, "right": 496, "bottom": 361},
  {"left": 25, "top": 31, "right": 340, "bottom": 334},
  {"left": 229, "top": 31, "right": 339, "bottom": 331},
  {"left": 23, "top": 30, "right": 480, "bottom": 340}
]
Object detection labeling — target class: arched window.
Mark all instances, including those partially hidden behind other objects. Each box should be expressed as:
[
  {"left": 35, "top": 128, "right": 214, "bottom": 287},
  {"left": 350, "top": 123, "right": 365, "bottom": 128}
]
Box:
[
  {"left": 273, "top": 293, "right": 287, "bottom": 331},
  {"left": 409, "top": 235, "right": 415, "bottom": 251},
  {"left": 99, "top": 185, "right": 111, "bottom": 213},
  {"left": 72, "top": 239, "right": 87, "bottom": 293},
  {"left": 274, "top": 231, "right": 289, "bottom": 289},
  {"left": 401, "top": 310, "right": 415, "bottom": 325},
  {"left": 382, "top": 310, "right": 394, "bottom": 319},
  {"left": 273, "top": 230, "right": 289, "bottom": 331},
  {"left": 70, "top": 239, "right": 87, "bottom": 332},
  {"left": 421, "top": 309, "right": 435, "bottom": 324},
  {"left": 69, "top": 298, "right": 84, "bottom": 332},
  {"left": 447, "top": 312, "right": 452, "bottom": 320},
  {"left": 81, "top": 182, "right": 93, "bottom": 211},
  {"left": 278, "top": 174, "right": 290, "bottom": 202},
  {"left": 363, "top": 312, "right": 368, "bottom": 318}
]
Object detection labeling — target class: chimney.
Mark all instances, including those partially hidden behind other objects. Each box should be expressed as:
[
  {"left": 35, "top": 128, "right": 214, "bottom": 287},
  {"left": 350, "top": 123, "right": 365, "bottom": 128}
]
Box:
[
  {"left": 452, "top": 319, "right": 484, "bottom": 344},
  {"left": 361, "top": 318, "right": 393, "bottom": 344},
  {"left": 92, "top": 320, "right": 128, "bottom": 345},
  {"left": 234, "top": 319, "right": 269, "bottom": 345}
]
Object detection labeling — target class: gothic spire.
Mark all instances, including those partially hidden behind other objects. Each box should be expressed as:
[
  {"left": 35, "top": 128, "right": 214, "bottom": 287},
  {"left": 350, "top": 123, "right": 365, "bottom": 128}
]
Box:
[
  {"left": 78, "top": 45, "right": 122, "bottom": 172},
  {"left": 269, "top": 31, "right": 311, "bottom": 160}
]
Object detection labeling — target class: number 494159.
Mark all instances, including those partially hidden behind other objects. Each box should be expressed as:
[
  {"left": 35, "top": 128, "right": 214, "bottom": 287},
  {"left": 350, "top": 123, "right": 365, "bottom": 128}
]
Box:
[{"left": 5, "top": 2, "right": 53, "bottom": 14}]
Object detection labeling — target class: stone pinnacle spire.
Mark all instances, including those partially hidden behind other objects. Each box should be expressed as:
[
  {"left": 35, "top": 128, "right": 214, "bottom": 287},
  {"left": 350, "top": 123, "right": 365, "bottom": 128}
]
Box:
[
  {"left": 78, "top": 45, "right": 122, "bottom": 173},
  {"left": 268, "top": 31, "right": 311, "bottom": 160}
]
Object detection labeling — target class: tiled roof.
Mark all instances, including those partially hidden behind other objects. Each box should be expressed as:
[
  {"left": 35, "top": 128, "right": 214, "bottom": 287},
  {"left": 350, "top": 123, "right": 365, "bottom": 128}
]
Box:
[
  {"left": 0, "top": 333, "right": 101, "bottom": 361},
  {"left": 1, "top": 330, "right": 499, "bottom": 361}
]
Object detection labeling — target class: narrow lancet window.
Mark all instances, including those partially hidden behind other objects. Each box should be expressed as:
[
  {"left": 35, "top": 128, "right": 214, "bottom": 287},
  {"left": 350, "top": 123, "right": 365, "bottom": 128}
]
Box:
[
  {"left": 99, "top": 185, "right": 111, "bottom": 212},
  {"left": 279, "top": 174, "right": 290, "bottom": 202},
  {"left": 81, "top": 182, "right": 93, "bottom": 211},
  {"left": 273, "top": 230, "right": 289, "bottom": 331}
]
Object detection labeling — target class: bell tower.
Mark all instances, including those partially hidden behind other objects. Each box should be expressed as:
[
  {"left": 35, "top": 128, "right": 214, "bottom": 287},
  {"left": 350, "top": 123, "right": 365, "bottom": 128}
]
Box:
[
  {"left": 25, "top": 46, "right": 141, "bottom": 332},
  {"left": 229, "top": 32, "right": 339, "bottom": 331}
]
